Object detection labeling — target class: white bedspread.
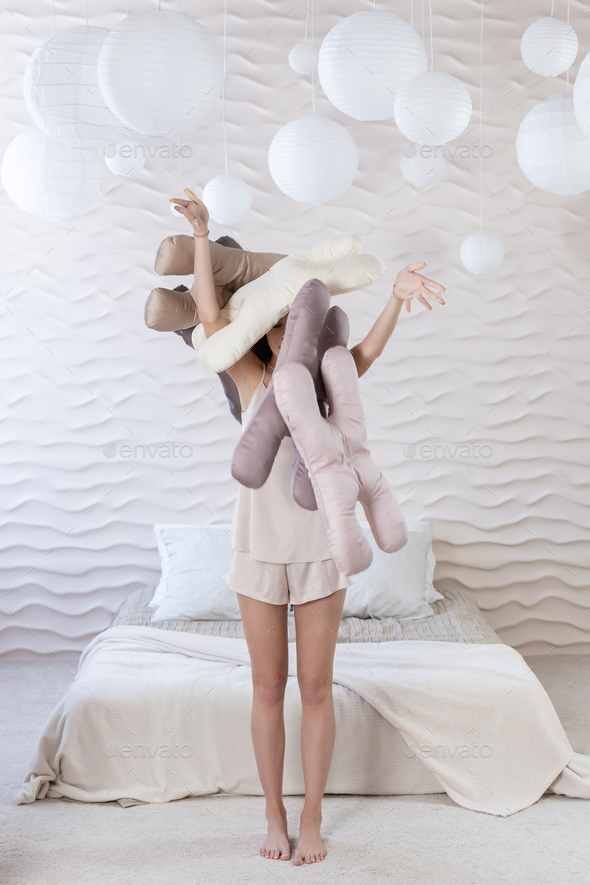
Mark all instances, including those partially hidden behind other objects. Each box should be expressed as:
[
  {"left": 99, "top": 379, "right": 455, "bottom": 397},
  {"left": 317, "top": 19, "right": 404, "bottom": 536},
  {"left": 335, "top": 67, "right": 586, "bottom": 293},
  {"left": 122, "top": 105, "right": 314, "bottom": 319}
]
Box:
[{"left": 16, "top": 626, "right": 590, "bottom": 817}]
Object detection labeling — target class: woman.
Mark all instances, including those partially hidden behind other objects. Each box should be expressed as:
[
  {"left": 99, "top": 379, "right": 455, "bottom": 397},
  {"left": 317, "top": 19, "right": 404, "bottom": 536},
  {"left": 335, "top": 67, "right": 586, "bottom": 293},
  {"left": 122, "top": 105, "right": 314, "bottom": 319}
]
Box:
[{"left": 170, "top": 187, "right": 446, "bottom": 865}]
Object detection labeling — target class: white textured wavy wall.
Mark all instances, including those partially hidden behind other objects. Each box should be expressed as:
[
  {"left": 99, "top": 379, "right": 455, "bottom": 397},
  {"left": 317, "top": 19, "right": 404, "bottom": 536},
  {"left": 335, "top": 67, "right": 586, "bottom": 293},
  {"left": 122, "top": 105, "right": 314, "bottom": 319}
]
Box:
[{"left": 1, "top": 0, "right": 589, "bottom": 659}]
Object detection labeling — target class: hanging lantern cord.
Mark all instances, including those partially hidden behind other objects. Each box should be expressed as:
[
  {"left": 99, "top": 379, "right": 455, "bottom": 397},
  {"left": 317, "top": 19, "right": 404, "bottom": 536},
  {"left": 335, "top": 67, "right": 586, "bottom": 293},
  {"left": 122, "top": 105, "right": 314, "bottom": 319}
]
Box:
[
  {"left": 303, "top": 0, "right": 316, "bottom": 115},
  {"left": 566, "top": 0, "right": 570, "bottom": 92},
  {"left": 479, "top": 0, "right": 483, "bottom": 231},
  {"left": 222, "top": 0, "right": 228, "bottom": 174},
  {"left": 422, "top": 0, "right": 425, "bottom": 45},
  {"left": 178, "top": 134, "right": 184, "bottom": 190},
  {"left": 428, "top": 0, "right": 434, "bottom": 71},
  {"left": 52, "top": 0, "right": 55, "bottom": 35}
]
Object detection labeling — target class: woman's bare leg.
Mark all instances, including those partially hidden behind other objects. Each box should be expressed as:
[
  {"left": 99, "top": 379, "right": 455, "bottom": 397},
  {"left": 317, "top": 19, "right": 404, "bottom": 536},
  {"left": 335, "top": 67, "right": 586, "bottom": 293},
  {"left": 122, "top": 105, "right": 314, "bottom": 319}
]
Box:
[
  {"left": 292, "top": 587, "right": 347, "bottom": 865},
  {"left": 236, "top": 592, "right": 291, "bottom": 860}
]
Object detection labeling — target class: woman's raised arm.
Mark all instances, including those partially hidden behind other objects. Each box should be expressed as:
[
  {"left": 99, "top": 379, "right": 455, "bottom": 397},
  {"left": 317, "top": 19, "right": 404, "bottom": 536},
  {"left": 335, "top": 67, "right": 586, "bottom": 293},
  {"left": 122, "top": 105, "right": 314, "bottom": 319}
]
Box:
[
  {"left": 169, "top": 187, "right": 264, "bottom": 408},
  {"left": 169, "top": 187, "right": 227, "bottom": 339},
  {"left": 350, "top": 262, "right": 447, "bottom": 378}
]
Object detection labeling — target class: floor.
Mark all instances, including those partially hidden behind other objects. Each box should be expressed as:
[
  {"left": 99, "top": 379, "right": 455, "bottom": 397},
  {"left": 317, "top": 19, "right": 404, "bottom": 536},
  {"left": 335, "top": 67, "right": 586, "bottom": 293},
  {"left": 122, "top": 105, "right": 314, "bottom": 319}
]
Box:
[{"left": 2, "top": 654, "right": 590, "bottom": 885}]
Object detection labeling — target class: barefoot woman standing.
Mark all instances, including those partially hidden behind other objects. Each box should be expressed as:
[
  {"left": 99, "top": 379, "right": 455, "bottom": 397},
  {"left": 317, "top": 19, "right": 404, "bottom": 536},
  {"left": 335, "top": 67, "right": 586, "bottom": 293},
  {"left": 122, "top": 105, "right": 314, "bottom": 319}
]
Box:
[{"left": 170, "top": 188, "right": 446, "bottom": 865}]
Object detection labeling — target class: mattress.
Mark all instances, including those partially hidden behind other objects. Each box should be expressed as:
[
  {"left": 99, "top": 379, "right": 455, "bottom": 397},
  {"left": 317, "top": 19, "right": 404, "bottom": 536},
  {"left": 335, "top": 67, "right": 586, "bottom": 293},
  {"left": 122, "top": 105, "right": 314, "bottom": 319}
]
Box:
[{"left": 109, "top": 584, "right": 503, "bottom": 645}]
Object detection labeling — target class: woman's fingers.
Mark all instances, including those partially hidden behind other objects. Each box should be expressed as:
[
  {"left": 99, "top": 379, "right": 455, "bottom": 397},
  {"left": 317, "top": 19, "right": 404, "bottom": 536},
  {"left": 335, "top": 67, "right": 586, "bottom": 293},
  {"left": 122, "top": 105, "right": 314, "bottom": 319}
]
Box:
[
  {"left": 407, "top": 261, "right": 427, "bottom": 272},
  {"left": 421, "top": 285, "right": 446, "bottom": 304},
  {"left": 417, "top": 273, "right": 446, "bottom": 292},
  {"left": 420, "top": 284, "right": 446, "bottom": 307},
  {"left": 183, "top": 187, "right": 207, "bottom": 210}
]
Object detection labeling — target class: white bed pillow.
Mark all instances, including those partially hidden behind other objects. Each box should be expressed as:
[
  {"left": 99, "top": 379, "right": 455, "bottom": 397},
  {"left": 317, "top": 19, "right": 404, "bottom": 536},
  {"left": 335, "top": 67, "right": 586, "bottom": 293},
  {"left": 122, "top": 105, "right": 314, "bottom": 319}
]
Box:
[
  {"left": 425, "top": 542, "right": 443, "bottom": 604},
  {"left": 342, "top": 519, "right": 443, "bottom": 620},
  {"left": 149, "top": 524, "right": 241, "bottom": 621}
]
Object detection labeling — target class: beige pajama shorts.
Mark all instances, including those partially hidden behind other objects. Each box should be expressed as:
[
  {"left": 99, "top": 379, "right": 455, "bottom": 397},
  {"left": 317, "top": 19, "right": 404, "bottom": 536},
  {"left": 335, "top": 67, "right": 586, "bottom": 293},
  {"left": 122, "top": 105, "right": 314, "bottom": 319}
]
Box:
[{"left": 222, "top": 549, "right": 354, "bottom": 606}]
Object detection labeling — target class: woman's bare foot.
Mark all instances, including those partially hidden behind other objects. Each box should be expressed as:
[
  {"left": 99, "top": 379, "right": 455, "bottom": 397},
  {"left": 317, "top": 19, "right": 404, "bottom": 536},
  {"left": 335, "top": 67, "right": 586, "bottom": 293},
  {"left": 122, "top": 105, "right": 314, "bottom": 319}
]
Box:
[
  {"left": 260, "top": 806, "right": 291, "bottom": 860},
  {"left": 292, "top": 810, "right": 327, "bottom": 865}
]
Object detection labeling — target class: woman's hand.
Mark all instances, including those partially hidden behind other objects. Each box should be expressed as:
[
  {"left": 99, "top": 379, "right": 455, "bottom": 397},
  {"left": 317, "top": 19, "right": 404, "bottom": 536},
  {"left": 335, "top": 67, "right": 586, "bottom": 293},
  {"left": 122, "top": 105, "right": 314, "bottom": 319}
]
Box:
[
  {"left": 392, "top": 262, "right": 446, "bottom": 313},
  {"left": 169, "top": 187, "right": 210, "bottom": 238}
]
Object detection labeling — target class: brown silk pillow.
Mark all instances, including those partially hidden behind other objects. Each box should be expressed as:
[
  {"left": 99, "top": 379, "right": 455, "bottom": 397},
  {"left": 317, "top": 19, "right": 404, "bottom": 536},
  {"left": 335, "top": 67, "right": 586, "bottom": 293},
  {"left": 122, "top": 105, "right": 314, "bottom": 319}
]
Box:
[
  {"left": 145, "top": 236, "right": 286, "bottom": 333},
  {"left": 146, "top": 234, "right": 285, "bottom": 424}
]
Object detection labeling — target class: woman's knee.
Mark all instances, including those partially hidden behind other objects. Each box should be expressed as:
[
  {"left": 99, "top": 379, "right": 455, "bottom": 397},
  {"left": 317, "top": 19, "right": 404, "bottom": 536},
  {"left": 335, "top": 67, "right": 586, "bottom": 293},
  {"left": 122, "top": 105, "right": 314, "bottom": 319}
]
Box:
[
  {"left": 297, "top": 674, "right": 332, "bottom": 706},
  {"left": 252, "top": 671, "right": 289, "bottom": 705}
]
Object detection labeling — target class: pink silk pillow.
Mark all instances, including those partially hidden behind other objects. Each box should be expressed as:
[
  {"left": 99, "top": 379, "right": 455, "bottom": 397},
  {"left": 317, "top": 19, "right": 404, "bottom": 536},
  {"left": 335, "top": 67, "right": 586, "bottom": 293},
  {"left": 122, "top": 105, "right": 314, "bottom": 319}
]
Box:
[
  {"left": 274, "top": 345, "right": 408, "bottom": 576},
  {"left": 231, "top": 278, "right": 349, "bottom": 510}
]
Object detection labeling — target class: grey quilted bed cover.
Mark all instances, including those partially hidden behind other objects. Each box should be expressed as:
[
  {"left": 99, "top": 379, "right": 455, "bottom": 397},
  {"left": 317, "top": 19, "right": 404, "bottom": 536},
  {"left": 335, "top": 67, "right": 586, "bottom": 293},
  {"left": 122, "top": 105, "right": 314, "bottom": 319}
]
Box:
[{"left": 109, "top": 585, "right": 503, "bottom": 645}]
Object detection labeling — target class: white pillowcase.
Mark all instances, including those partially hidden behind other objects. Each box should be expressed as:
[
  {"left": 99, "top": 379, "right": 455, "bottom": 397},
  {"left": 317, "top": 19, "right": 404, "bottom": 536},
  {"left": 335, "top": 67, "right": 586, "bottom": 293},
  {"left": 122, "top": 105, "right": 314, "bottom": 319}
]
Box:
[
  {"left": 148, "top": 519, "right": 442, "bottom": 622},
  {"left": 150, "top": 524, "right": 240, "bottom": 620},
  {"left": 342, "top": 520, "right": 444, "bottom": 620}
]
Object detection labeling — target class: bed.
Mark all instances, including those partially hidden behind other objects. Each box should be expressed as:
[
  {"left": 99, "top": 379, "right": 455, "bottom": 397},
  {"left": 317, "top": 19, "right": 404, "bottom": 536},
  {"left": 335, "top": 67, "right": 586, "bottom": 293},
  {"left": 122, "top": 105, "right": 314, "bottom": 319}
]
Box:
[{"left": 16, "top": 581, "right": 590, "bottom": 816}]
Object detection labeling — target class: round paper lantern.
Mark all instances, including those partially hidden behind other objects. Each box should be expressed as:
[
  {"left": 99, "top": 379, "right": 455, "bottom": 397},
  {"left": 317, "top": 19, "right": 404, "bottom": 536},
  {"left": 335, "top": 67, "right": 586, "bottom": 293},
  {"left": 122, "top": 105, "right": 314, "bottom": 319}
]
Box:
[
  {"left": 23, "top": 26, "right": 130, "bottom": 151},
  {"left": 572, "top": 51, "right": 590, "bottom": 137},
  {"left": 268, "top": 115, "right": 358, "bottom": 205},
  {"left": 460, "top": 231, "right": 504, "bottom": 275},
  {"left": 317, "top": 10, "right": 428, "bottom": 121},
  {"left": 401, "top": 144, "right": 447, "bottom": 188},
  {"left": 1, "top": 127, "right": 102, "bottom": 218},
  {"left": 202, "top": 175, "right": 252, "bottom": 225},
  {"left": 103, "top": 140, "right": 146, "bottom": 177},
  {"left": 516, "top": 92, "right": 590, "bottom": 195},
  {"left": 97, "top": 10, "right": 223, "bottom": 137},
  {"left": 521, "top": 17, "right": 578, "bottom": 78},
  {"left": 289, "top": 43, "right": 319, "bottom": 74},
  {"left": 394, "top": 71, "right": 472, "bottom": 146}
]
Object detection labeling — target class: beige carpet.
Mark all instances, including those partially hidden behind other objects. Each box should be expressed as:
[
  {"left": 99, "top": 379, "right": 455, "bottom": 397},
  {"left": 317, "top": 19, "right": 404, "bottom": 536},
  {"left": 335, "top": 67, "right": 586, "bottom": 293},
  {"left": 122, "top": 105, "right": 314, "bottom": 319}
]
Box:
[{"left": 2, "top": 655, "right": 590, "bottom": 885}]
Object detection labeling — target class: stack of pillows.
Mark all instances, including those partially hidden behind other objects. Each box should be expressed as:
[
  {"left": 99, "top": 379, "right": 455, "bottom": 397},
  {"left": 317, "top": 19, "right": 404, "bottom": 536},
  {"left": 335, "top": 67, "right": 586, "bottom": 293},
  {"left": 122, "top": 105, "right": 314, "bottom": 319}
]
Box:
[{"left": 148, "top": 521, "right": 443, "bottom": 621}]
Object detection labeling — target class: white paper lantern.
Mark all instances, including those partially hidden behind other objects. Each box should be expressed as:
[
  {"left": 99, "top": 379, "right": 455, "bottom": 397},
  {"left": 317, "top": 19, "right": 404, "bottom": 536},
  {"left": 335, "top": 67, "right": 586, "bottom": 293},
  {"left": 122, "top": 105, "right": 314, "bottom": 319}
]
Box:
[
  {"left": 401, "top": 144, "right": 447, "bottom": 188},
  {"left": 394, "top": 71, "right": 472, "bottom": 146},
  {"left": 572, "top": 51, "right": 590, "bottom": 138},
  {"left": 521, "top": 17, "right": 578, "bottom": 78},
  {"left": 516, "top": 92, "right": 590, "bottom": 195},
  {"left": 268, "top": 115, "right": 358, "bottom": 205},
  {"left": 289, "top": 43, "right": 319, "bottom": 74},
  {"left": 97, "top": 10, "right": 223, "bottom": 137},
  {"left": 318, "top": 10, "right": 428, "bottom": 121},
  {"left": 460, "top": 231, "right": 504, "bottom": 275},
  {"left": 103, "top": 140, "right": 146, "bottom": 177},
  {"left": 202, "top": 175, "right": 252, "bottom": 225},
  {"left": 23, "top": 26, "right": 130, "bottom": 151},
  {"left": 1, "top": 127, "right": 102, "bottom": 218}
]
